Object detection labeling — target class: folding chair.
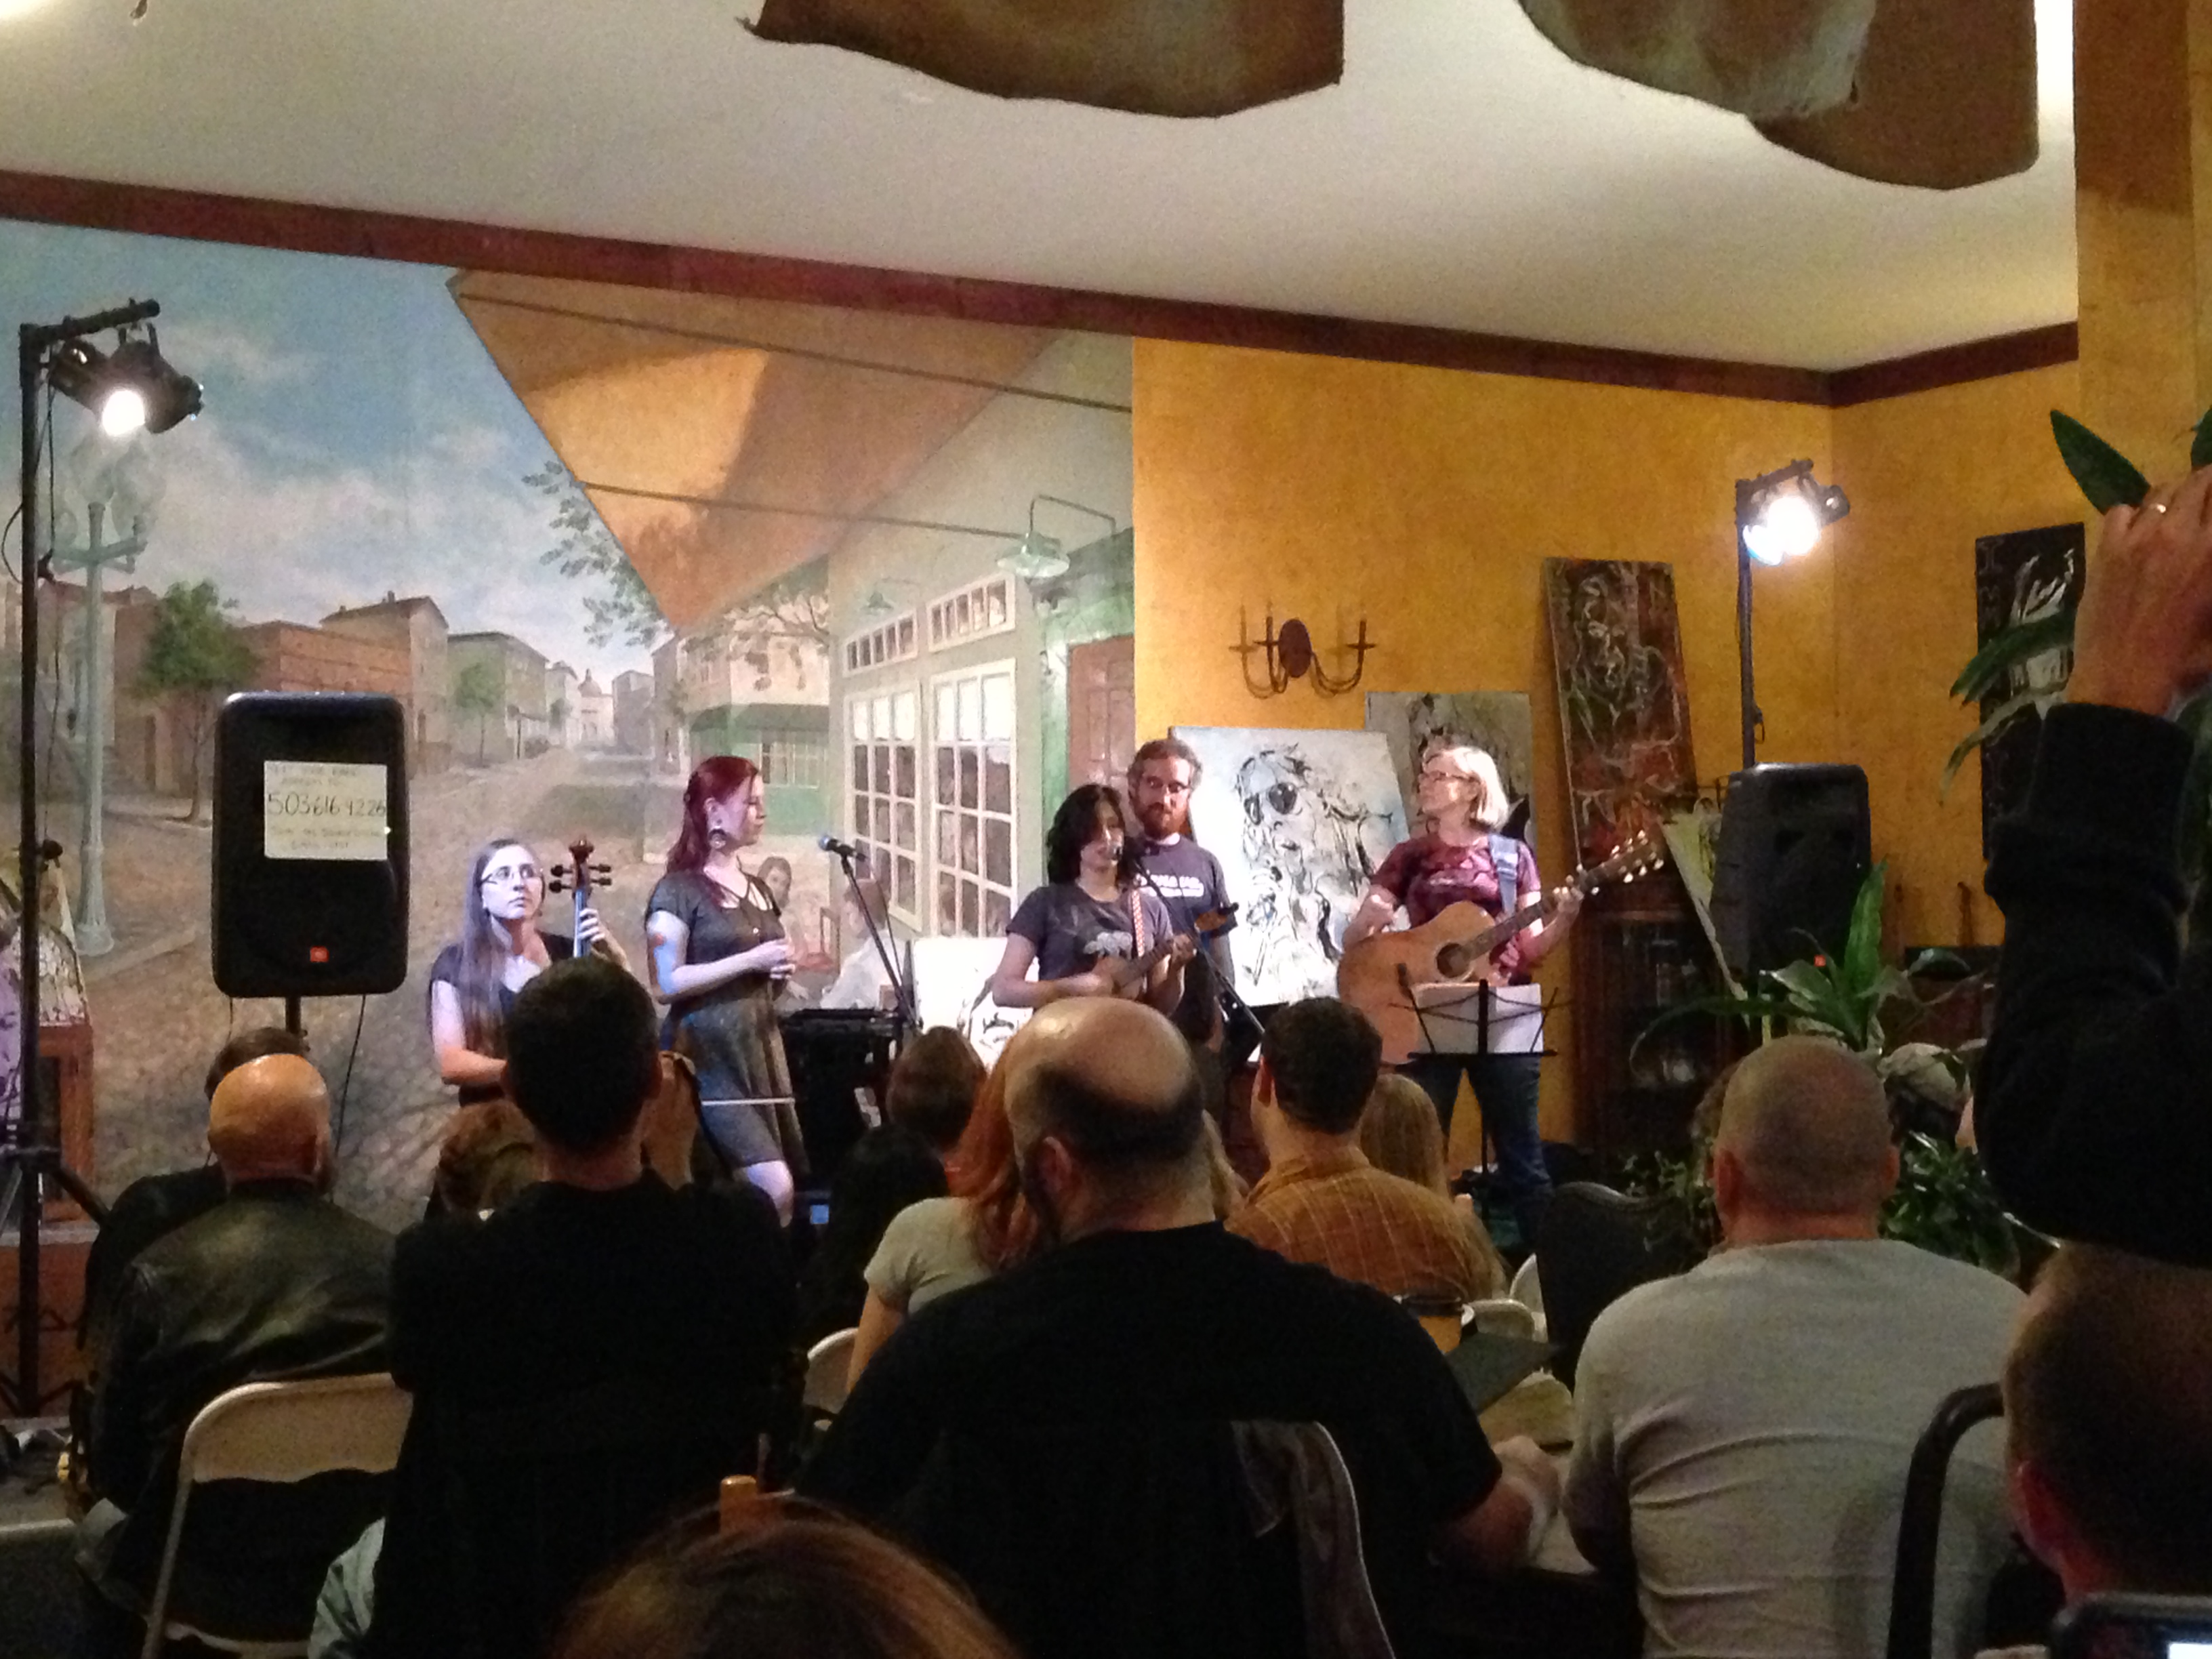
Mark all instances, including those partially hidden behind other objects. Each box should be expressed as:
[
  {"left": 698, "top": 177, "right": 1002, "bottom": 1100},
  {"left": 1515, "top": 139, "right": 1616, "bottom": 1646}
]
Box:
[
  {"left": 139, "top": 1372, "right": 411, "bottom": 1659},
  {"left": 802, "top": 1328, "right": 858, "bottom": 1419}
]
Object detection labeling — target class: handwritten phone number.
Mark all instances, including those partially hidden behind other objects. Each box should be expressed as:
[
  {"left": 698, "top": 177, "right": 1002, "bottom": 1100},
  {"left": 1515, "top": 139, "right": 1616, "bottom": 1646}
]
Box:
[{"left": 265, "top": 792, "right": 386, "bottom": 819}]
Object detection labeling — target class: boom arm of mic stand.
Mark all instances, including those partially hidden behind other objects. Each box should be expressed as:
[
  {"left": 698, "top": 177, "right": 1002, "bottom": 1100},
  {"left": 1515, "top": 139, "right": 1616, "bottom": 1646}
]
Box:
[{"left": 836, "top": 849, "right": 914, "bottom": 1033}]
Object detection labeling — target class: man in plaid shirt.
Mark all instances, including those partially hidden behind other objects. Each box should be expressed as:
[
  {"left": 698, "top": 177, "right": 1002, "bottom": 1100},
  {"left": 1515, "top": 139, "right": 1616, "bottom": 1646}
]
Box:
[{"left": 1231, "top": 997, "right": 1499, "bottom": 1301}]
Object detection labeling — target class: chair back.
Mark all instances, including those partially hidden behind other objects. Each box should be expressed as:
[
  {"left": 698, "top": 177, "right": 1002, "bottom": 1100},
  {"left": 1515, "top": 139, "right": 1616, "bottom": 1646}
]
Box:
[
  {"left": 803, "top": 1328, "right": 857, "bottom": 1417},
  {"left": 1532, "top": 1182, "right": 1698, "bottom": 1389},
  {"left": 1885, "top": 1382, "right": 2064, "bottom": 1659},
  {"left": 141, "top": 1373, "right": 411, "bottom": 1659},
  {"left": 437, "top": 1376, "right": 747, "bottom": 1659}
]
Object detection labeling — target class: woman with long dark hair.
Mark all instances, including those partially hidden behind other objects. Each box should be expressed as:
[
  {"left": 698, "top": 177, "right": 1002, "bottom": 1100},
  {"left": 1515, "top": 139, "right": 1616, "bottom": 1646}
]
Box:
[
  {"left": 987, "top": 783, "right": 1192, "bottom": 1015},
  {"left": 430, "top": 837, "right": 615, "bottom": 1104},
  {"left": 646, "top": 755, "right": 806, "bottom": 1221}
]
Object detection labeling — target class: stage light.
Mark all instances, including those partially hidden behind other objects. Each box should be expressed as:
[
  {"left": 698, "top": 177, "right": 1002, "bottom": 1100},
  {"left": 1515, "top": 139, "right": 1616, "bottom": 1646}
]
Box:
[
  {"left": 46, "top": 326, "right": 202, "bottom": 438},
  {"left": 1734, "top": 459, "right": 1851, "bottom": 767}
]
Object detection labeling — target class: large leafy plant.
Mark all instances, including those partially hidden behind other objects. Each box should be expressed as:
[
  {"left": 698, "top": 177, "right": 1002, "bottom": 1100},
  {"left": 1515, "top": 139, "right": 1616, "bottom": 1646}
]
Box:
[{"left": 1639, "top": 860, "right": 1956, "bottom": 1060}]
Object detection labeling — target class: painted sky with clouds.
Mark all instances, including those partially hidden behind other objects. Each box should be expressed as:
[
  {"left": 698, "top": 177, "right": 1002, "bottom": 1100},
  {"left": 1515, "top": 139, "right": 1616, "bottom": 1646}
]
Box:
[{"left": 0, "top": 218, "right": 655, "bottom": 684}]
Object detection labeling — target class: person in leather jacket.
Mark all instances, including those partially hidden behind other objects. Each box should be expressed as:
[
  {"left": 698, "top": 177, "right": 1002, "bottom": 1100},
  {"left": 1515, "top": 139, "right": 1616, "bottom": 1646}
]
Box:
[{"left": 76, "top": 1053, "right": 392, "bottom": 1650}]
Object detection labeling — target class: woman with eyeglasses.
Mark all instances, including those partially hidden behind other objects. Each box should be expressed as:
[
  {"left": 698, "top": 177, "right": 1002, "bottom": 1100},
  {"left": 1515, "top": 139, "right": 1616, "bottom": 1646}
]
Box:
[
  {"left": 987, "top": 783, "right": 1194, "bottom": 1015},
  {"left": 429, "top": 836, "right": 618, "bottom": 1105},
  {"left": 1340, "top": 737, "right": 1580, "bottom": 1243}
]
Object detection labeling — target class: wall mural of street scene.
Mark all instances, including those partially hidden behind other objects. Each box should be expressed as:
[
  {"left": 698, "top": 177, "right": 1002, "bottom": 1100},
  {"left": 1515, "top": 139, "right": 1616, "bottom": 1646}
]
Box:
[{"left": 0, "top": 218, "right": 1133, "bottom": 1228}]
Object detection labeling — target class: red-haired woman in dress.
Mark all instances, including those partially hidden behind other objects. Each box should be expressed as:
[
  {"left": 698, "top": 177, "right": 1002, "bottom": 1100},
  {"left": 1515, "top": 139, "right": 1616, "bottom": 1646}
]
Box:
[{"left": 646, "top": 756, "right": 807, "bottom": 1221}]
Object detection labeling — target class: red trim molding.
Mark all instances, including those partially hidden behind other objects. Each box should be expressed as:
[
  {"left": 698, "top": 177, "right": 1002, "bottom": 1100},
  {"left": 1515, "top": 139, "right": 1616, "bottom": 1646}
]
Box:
[{"left": 0, "top": 169, "right": 2072, "bottom": 407}]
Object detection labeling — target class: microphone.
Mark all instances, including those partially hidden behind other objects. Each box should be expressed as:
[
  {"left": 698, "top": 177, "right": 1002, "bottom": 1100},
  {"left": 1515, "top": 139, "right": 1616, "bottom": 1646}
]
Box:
[{"left": 819, "top": 833, "right": 862, "bottom": 859}]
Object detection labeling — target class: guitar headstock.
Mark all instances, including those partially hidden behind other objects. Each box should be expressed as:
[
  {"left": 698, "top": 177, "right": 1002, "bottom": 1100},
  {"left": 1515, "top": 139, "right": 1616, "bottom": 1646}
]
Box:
[
  {"left": 1576, "top": 830, "right": 1668, "bottom": 891},
  {"left": 1192, "top": 900, "right": 1241, "bottom": 939}
]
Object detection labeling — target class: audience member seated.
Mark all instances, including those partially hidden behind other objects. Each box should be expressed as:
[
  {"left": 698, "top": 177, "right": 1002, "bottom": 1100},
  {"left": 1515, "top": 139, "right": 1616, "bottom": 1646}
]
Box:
[
  {"left": 552, "top": 1502, "right": 1021, "bottom": 1659},
  {"left": 1359, "top": 1070, "right": 1509, "bottom": 1296},
  {"left": 799, "top": 1029, "right": 985, "bottom": 1343},
  {"left": 846, "top": 1029, "right": 1051, "bottom": 1384},
  {"left": 1230, "top": 998, "right": 1501, "bottom": 1303},
  {"left": 1564, "top": 1036, "right": 2024, "bottom": 1659},
  {"left": 365, "top": 958, "right": 796, "bottom": 1659},
  {"left": 1987, "top": 1244, "right": 2212, "bottom": 1658},
  {"left": 76, "top": 1052, "right": 392, "bottom": 1657},
  {"left": 1977, "top": 466, "right": 2212, "bottom": 1264},
  {"left": 78, "top": 1025, "right": 314, "bottom": 1369},
  {"left": 804, "top": 998, "right": 1557, "bottom": 1659}
]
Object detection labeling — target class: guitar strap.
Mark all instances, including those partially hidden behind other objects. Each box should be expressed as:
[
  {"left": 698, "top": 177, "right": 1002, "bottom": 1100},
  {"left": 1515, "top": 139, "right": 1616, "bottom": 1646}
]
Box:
[
  {"left": 1125, "top": 884, "right": 1152, "bottom": 958},
  {"left": 1488, "top": 834, "right": 1521, "bottom": 914}
]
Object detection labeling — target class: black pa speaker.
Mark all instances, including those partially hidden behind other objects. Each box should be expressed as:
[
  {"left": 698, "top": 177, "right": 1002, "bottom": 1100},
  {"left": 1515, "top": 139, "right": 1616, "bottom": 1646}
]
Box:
[
  {"left": 213, "top": 693, "right": 409, "bottom": 998},
  {"left": 1709, "top": 762, "right": 1871, "bottom": 981}
]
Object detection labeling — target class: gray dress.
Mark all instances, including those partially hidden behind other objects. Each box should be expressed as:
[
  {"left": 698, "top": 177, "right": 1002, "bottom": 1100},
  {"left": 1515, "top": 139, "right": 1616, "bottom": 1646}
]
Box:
[{"left": 647, "top": 867, "right": 807, "bottom": 1173}]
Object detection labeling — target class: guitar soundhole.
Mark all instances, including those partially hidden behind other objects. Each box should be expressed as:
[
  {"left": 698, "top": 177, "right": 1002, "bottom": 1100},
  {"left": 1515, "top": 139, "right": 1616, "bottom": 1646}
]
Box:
[{"left": 1435, "top": 944, "right": 1471, "bottom": 979}]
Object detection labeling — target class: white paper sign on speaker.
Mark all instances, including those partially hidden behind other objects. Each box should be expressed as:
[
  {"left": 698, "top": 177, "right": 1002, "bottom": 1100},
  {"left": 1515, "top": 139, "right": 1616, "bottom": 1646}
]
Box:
[{"left": 262, "top": 760, "right": 389, "bottom": 861}]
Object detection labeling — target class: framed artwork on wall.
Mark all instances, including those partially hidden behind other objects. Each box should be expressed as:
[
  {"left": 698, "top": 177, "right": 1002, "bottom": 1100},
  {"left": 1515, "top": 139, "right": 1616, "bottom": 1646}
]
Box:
[
  {"left": 1972, "top": 522, "right": 2083, "bottom": 855},
  {"left": 1542, "top": 557, "right": 1698, "bottom": 865}
]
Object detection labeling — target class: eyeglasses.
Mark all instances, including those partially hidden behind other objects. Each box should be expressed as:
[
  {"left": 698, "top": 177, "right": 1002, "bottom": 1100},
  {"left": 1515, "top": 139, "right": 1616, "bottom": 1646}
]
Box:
[
  {"left": 1418, "top": 769, "right": 1475, "bottom": 786},
  {"left": 481, "top": 864, "right": 541, "bottom": 886}
]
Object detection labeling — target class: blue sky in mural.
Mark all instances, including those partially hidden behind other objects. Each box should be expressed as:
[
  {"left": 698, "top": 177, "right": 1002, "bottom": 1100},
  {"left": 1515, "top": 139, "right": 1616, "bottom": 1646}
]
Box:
[{"left": 0, "top": 218, "right": 656, "bottom": 683}]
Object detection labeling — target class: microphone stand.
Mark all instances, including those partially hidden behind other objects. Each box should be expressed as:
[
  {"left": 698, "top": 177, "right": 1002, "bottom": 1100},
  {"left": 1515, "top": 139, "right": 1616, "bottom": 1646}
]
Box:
[{"left": 830, "top": 846, "right": 914, "bottom": 1036}]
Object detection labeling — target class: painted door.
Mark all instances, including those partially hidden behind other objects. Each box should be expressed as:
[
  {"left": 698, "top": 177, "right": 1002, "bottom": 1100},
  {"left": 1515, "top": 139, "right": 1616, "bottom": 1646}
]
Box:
[{"left": 1067, "top": 634, "right": 1136, "bottom": 793}]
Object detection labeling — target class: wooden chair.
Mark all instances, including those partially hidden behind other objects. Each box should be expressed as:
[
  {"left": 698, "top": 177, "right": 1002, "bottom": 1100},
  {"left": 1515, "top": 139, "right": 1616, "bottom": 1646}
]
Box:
[{"left": 138, "top": 1372, "right": 411, "bottom": 1659}]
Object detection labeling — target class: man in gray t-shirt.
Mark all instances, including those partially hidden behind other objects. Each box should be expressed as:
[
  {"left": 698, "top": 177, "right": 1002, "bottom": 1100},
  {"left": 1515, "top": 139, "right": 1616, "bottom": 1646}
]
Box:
[{"left": 1563, "top": 1038, "right": 2023, "bottom": 1659}]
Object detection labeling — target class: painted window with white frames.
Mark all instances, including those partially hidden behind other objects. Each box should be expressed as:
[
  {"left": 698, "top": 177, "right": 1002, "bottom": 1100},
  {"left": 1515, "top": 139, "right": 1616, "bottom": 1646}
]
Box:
[
  {"left": 842, "top": 612, "right": 918, "bottom": 676},
  {"left": 926, "top": 577, "right": 1013, "bottom": 651},
  {"left": 847, "top": 688, "right": 920, "bottom": 923},
  {"left": 930, "top": 661, "right": 1017, "bottom": 938}
]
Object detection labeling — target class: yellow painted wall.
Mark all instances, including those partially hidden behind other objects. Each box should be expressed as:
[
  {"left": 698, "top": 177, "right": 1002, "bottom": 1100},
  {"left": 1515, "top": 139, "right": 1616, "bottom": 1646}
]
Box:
[
  {"left": 1131, "top": 338, "right": 1834, "bottom": 1149},
  {"left": 1132, "top": 338, "right": 2088, "bottom": 1147},
  {"left": 1830, "top": 363, "right": 2085, "bottom": 952}
]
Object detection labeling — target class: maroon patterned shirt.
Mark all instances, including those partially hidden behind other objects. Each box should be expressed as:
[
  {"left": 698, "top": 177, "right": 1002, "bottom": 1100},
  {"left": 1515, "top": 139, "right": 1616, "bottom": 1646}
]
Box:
[{"left": 1370, "top": 834, "right": 1541, "bottom": 980}]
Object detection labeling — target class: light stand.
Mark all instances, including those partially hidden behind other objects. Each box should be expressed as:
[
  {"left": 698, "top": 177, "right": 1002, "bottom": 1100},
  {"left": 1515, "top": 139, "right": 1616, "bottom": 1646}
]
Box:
[
  {"left": 1734, "top": 459, "right": 1850, "bottom": 771},
  {"left": 1, "top": 302, "right": 167, "bottom": 1416}
]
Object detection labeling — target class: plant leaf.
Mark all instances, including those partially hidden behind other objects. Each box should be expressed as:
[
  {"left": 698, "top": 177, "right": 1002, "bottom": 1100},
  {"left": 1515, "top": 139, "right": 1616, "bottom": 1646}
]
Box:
[
  {"left": 1942, "top": 685, "right": 2057, "bottom": 796},
  {"left": 2193, "top": 405, "right": 2212, "bottom": 471},
  {"left": 1949, "top": 609, "right": 2076, "bottom": 702},
  {"left": 1843, "top": 861, "right": 1888, "bottom": 995},
  {"left": 2052, "top": 412, "right": 2151, "bottom": 513}
]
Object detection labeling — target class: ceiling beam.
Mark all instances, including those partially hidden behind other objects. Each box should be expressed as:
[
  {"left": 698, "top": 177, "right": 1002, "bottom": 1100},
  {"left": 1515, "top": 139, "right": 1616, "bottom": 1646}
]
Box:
[{"left": 0, "top": 167, "right": 2071, "bottom": 408}]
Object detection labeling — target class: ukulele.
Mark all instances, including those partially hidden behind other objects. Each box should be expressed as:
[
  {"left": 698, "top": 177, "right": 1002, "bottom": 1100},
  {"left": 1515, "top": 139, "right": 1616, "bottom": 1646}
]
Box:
[
  {"left": 1336, "top": 835, "right": 1665, "bottom": 1064},
  {"left": 548, "top": 835, "right": 616, "bottom": 960},
  {"left": 1093, "top": 903, "right": 1240, "bottom": 999}
]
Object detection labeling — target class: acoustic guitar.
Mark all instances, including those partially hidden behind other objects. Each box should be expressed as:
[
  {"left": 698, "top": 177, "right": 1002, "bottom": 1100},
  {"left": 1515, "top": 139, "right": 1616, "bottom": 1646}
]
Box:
[{"left": 1336, "top": 835, "right": 1665, "bottom": 1064}]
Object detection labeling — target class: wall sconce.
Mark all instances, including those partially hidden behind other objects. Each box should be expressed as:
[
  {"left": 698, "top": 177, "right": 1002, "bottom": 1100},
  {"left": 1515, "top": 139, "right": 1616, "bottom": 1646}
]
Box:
[{"left": 1233, "top": 607, "right": 1376, "bottom": 697}]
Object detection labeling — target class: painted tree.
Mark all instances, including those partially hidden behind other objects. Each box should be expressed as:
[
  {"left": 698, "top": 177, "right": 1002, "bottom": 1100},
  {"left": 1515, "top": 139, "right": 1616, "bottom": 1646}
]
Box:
[
  {"left": 453, "top": 660, "right": 503, "bottom": 764},
  {"left": 136, "top": 580, "right": 256, "bottom": 821},
  {"left": 527, "top": 461, "right": 667, "bottom": 650}
]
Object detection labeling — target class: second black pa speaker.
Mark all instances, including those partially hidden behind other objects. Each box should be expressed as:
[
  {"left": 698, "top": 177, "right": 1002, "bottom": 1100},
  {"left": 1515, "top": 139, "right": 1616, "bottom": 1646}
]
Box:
[
  {"left": 1710, "top": 762, "right": 1871, "bottom": 981},
  {"left": 212, "top": 693, "right": 409, "bottom": 998}
]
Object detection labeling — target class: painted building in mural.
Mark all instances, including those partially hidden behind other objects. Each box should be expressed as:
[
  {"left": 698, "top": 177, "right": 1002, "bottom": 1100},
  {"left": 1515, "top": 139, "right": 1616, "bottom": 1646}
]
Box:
[
  {"left": 450, "top": 630, "right": 550, "bottom": 760},
  {"left": 545, "top": 660, "right": 581, "bottom": 747},
  {"left": 612, "top": 669, "right": 653, "bottom": 754},
  {"left": 321, "top": 594, "right": 452, "bottom": 773},
  {"left": 676, "top": 588, "right": 832, "bottom": 836},
  {"left": 577, "top": 672, "right": 613, "bottom": 747},
  {"left": 821, "top": 331, "right": 1134, "bottom": 941}
]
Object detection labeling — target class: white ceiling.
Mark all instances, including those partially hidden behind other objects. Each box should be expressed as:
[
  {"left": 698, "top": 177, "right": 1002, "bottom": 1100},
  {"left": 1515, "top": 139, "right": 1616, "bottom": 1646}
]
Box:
[{"left": 0, "top": 0, "right": 2076, "bottom": 371}]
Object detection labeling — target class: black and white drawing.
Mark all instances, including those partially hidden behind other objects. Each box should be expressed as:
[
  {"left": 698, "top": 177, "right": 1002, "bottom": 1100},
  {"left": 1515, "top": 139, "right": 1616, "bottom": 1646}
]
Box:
[
  {"left": 1175, "top": 726, "right": 1408, "bottom": 1005},
  {"left": 908, "top": 935, "right": 1030, "bottom": 1066}
]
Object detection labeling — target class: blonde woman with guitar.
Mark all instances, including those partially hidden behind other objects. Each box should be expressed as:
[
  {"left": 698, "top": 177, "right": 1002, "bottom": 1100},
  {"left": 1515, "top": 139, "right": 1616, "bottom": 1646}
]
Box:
[
  {"left": 1340, "top": 740, "right": 1580, "bottom": 1242},
  {"left": 989, "top": 783, "right": 1197, "bottom": 1016}
]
